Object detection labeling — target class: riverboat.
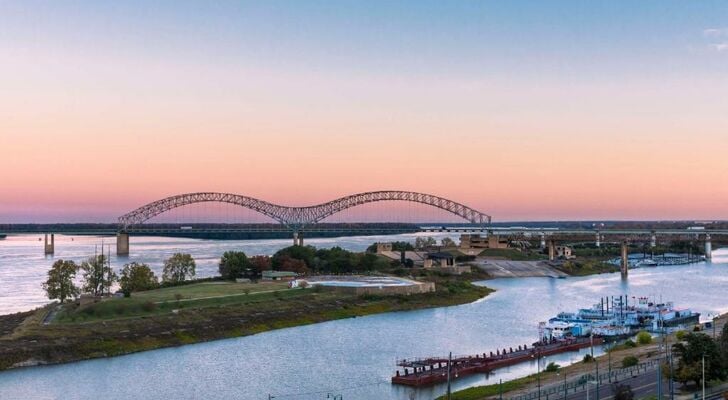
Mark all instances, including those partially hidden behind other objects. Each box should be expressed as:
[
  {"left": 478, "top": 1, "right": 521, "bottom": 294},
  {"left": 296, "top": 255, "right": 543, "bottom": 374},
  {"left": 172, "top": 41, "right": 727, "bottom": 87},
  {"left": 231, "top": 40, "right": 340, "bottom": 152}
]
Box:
[{"left": 541, "top": 296, "right": 700, "bottom": 340}]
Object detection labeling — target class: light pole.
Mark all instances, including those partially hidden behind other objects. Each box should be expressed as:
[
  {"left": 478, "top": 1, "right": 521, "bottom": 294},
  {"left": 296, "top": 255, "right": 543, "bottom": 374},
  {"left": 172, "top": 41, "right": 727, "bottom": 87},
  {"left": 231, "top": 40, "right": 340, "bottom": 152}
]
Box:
[
  {"left": 702, "top": 354, "right": 705, "bottom": 400},
  {"left": 531, "top": 351, "right": 542, "bottom": 400}
]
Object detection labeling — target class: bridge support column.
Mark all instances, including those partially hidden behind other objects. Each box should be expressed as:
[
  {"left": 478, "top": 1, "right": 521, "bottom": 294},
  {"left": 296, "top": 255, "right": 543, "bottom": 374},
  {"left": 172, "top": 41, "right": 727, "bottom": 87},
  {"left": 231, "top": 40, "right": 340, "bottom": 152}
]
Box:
[
  {"left": 298, "top": 232, "right": 304, "bottom": 246},
  {"left": 44, "top": 234, "right": 54, "bottom": 255},
  {"left": 705, "top": 234, "right": 712, "bottom": 261},
  {"left": 595, "top": 231, "right": 601, "bottom": 248},
  {"left": 621, "top": 240, "right": 629, "bottom": 277},
  {"left": 650, "top": 232, "right": 657, "bottom": 248},
  {"left": 293, "top": 231, "right": 301, "bottom": 246},
  {"left": 540, "top": 234, "right": 546, "bottom": 249},
  {"left": 117, "top": 232, "right": 129, "bottom": 256},
  {"left": 548, "top": 240, "right": 555, "bottom": 261}
]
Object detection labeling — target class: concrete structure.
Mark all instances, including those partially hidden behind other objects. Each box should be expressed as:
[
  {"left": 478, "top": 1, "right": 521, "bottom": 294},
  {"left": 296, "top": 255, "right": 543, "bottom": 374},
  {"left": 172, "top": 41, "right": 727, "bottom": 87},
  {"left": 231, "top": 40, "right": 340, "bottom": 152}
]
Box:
[
  {"left": 376, "top": 242, "right": 393, "bottom": 253},
  {"left": 116, "top": 232, "right": 129, "bottom": 256},
  {"left": 548, "top": 240, "right": 556, "bottom": 261},
  {"left": 424, "top": 252, "right": 455, "bottom": 268},
  {"left": 555, "top": 245, "right": 575, "bottom": 260},
  {"left": 262, "top": 270, "right": 298, "bottom": 281},
  {"left": 621, "top": 241, "right": 629, "bottom": 277},
  {"left": 595, "top": 232, "right": 601, "bottom": 248},
  {"left": 459, "top": 234, "right": 489, "bottom": 249},
  {"left": 44, "top": 234, "right": 54, "bottom": 255},
  {"left": 650, "top": 231, "right": 657, "bottom": 248},
  {"left": 459, "top": 234, "right": 508, "bottom": 250},
  {"left": 318, "top": 280, "right": 435, "bottom": 296},
  {"left": 705, "top": 234, "right": 712, "bottom": 261}
]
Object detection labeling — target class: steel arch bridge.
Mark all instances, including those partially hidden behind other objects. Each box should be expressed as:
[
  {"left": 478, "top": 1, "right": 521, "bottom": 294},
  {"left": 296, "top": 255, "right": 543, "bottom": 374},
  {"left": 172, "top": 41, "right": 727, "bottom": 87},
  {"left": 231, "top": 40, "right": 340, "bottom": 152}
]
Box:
[{"left": 118, "top": 191, "right": 491, "bottom": 233}]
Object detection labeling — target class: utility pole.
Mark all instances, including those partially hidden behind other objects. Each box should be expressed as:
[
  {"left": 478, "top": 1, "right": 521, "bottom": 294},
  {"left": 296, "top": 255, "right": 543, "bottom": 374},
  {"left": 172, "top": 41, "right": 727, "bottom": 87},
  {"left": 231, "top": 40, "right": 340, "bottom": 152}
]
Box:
[
  {"left": 595, "top": 359, "right": 600, "bottom": 400},
  {"left": 537, "top": 351, "right": 541, "bottom": 400},
  {"left": 657, "top": 363, "right": 662, "bottom": 400},
  {"left": 447, "top": 352, "right": 452, "bottom": 400},
  {"left": 702, "top": 354, "right": 705, "bottom": 400},
  {"left": 499, "top": 379, "right": 503, "bottom": 400}
]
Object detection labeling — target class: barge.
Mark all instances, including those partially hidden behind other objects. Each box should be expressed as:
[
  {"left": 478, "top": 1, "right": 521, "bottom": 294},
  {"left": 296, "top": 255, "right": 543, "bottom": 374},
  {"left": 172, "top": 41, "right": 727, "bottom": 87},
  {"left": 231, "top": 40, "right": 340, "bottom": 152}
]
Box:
[{"left": 391, "top": 336, "right": 603, "bottom": 387}]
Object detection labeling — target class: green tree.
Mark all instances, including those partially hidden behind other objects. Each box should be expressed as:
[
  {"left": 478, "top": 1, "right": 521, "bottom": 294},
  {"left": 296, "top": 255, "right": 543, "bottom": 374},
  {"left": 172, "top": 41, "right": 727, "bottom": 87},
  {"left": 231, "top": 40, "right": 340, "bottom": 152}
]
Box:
[
  {"left": 441, "top": 237, "right": 456, "bottom": 247},
  {"left": 119, "top": 262, "right": 158, "bottom": 296},
  {"left": 272, "top": 246, "right": 316, "bottom": 270},
  {"left": 219, "top": 251, "right": 251, "bottom": 280},
  {"left": 720, "top": 323, "right": 728, "bottom": 368},
  {"left": 622, "top": 356, "right": 638, "bottom": 367},
  {"left": 415, "top": 236, "right": 437, "bottom": 249},
  {"left": 162, "top": 253, "right": 196, "bottom": 283},
  {"left": 545, "top": 362, "right": 560, "bottom": 372},
  {"left": 249, "top": 255, "right": 272, "bottom": 276},
  {"left": 42, "top": 259, "right": 80, "bottom": 303},
  {"left": 612, "top": 383, "right": 634, "bottom": 400},
  {"left": 672, "top": 332, "right": 725, "bottom": 386},
  {"left": 636, "top": 331, "right": 652, "bottom": 345},
  {"left": 276, "top": 255, "right": 309, "bottom": 274},
  {"left": 80, "top": 254, "right": 117, "bottom": 296}
]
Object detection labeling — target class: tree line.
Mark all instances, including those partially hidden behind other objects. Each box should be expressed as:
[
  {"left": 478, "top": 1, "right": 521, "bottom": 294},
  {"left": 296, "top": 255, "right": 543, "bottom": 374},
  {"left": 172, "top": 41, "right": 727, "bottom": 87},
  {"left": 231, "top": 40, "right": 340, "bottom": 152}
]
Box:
[
  {"left": 44, "top": 241, "right": 429, "bottom": 302},
  {"left": 43, "top": 253, "right": 197, "bottom": 303}
]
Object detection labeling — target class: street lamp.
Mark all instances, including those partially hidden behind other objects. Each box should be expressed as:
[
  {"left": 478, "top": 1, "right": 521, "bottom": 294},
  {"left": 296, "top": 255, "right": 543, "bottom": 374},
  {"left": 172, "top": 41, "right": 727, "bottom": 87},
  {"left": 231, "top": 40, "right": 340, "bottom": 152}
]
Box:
[{"left": 531, "top": 351, "right": 542, "bottom": 400}]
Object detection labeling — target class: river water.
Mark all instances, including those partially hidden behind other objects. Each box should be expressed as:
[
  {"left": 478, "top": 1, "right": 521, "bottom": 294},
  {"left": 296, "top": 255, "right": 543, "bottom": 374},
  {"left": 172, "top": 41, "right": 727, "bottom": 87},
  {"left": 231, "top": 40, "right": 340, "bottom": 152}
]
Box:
[{"left": 0, "top": 236, "right": 727, "bottom": 400}]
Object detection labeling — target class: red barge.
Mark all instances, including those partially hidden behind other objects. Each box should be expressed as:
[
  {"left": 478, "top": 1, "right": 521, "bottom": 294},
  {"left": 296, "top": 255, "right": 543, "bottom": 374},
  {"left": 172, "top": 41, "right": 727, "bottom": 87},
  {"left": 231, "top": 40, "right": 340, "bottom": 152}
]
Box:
[{"left": 391, "top": 336, "right": 604, "bottom": 387}]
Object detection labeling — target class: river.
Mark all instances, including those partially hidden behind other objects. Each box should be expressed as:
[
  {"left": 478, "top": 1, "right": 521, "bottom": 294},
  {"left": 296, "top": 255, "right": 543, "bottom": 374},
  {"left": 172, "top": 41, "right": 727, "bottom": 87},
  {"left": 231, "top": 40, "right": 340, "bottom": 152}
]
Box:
[{"left": 0, "top": 236, "right": 726, "bottom": 400}]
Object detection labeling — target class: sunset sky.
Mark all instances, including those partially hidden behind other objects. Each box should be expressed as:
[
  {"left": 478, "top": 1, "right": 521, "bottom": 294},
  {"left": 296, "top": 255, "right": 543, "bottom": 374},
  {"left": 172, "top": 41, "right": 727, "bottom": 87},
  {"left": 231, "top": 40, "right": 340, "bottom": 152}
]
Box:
[{"left": 2, "top": 1, "right": 728, "bottom": 222}]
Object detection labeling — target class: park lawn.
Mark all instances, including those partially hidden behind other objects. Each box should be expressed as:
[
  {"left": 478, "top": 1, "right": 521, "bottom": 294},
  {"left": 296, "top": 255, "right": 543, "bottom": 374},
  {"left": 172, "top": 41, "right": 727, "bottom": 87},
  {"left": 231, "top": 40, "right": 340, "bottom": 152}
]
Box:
[
  {"left": 131, "top": 281, "right": 290, "bottom": 302},
  {"left": 436, "top": 371, "right": 559, "bottom": 400},
  {"left": 54, "top": 281, "right": 302, "bottom": 323}
]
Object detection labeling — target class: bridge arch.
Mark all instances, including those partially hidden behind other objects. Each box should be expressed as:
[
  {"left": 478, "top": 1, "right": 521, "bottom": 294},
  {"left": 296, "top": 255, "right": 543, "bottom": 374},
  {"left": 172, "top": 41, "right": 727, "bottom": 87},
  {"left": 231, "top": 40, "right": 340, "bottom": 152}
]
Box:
[{"left": 118, "top": 191, "right": 491, "bottom": 231}]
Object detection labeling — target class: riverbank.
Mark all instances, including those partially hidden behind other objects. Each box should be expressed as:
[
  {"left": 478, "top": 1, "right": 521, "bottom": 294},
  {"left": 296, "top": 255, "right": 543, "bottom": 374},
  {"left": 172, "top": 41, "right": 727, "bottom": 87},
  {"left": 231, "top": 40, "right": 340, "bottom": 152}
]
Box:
[
  {"left": 0, "top": 273, "right": 493, "bottom": 372},
  {"left": 444, "top": 313, "right": 728, "bottom": 400}
]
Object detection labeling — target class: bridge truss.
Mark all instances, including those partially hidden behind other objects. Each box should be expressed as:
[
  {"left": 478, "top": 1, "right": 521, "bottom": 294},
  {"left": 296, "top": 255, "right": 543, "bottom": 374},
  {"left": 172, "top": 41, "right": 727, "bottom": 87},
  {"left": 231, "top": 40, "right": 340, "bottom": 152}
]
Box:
[{"left": 117, "top": 191, "right": 491, "bottom": 232}]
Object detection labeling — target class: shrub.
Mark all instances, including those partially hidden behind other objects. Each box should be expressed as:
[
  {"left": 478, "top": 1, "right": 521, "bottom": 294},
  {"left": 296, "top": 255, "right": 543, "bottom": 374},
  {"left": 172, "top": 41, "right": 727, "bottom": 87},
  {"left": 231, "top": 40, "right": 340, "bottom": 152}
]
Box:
[
  {"left": 141, "top": 301, "right": 157, "bottom": 312},
  {"left": 675, "top": 330, "right": 686, "bottom": 341},
  {"left": 545, "top": 362, "right": 560, "bottom": 372},
  {"left": 636, "top": 331, "right": 652, "bottom": 345},
  {"left": 624, "top": 339, "right": 637, "bottom": 348},
  {"left": 583, "top": 354, "right": 594, "bottom": 363},
  {"left": 622, "top": 355, "right": 639, "bottom": 368}
]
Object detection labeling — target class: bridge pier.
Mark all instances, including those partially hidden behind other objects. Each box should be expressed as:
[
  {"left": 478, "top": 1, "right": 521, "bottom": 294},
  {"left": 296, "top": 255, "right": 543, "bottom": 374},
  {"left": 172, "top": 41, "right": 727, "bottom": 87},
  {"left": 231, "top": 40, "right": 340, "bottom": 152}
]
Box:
[
  {"left": 650, "top": 231, "right": 657, "bottom": 248},
  {"left": 621, "top": 240, "right": 629, "bottom": 277},
  {"left": 705, "top": 234, "right": 712, "bottom": 261},
  {"left": 44, "top": 234, "right": 54, "bottom": 255},
  {"left": 548, "top": 240, "right": 555, "bottom": 261},
  {"left": 292, "top": 231, "right": 304, "bottom": 246},
  {"left": 595, "top": 231, "right": 601, "bottom": 248},
  {"left": 540, "top": 234, "right": 546, "bottom": 249},
  {"left": 117, "top": 232, "right": 129, "bottom": 256}
]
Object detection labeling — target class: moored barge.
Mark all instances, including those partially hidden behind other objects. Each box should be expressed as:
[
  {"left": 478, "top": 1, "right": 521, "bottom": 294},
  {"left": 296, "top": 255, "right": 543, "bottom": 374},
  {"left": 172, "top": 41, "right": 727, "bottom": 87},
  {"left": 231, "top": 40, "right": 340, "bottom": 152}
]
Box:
[{"left": 391, "top": 336, "right": 603, "bottom": 387}]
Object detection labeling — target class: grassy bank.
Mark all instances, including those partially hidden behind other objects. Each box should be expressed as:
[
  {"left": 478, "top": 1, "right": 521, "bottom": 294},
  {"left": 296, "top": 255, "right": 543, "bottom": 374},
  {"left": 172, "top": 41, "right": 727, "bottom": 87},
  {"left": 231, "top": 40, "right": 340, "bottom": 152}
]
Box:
[
  {"left": 553, "top": 259, "right": 620, "bottom": 276},
  {"left": 435, "top": 371, "right": 557, "bottom": 400},
  {"left": 0, "top": 274, "right": 492, "bottom": 371}
]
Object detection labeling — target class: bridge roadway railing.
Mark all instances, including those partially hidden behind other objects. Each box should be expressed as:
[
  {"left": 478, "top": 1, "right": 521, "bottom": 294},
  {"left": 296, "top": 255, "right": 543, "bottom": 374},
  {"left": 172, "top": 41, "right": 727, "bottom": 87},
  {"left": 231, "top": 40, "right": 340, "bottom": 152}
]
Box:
[{"left": 508, "top": 358, "right": 662, "bottom": 400}]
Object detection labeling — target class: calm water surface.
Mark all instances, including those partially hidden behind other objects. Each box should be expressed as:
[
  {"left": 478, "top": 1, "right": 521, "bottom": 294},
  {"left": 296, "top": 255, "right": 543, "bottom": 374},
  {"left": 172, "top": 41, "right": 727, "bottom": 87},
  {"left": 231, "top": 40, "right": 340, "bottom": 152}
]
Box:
[
  {"left": 0, "top": 233, "right": 455, "bottom": 315},
  {"left": 0, "top": 237, "right": 726, "bottom": 400}
]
